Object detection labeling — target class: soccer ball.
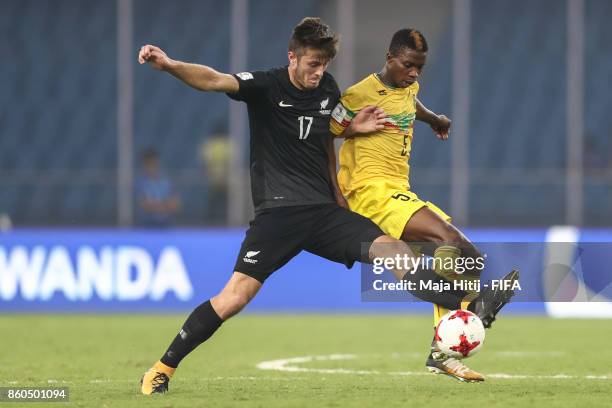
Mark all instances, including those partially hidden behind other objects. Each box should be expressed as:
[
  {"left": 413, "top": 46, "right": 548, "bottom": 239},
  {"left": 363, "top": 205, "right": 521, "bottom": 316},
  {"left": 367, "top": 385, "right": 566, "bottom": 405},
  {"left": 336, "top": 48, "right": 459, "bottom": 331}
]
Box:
[{"left": 435, "top": 310, "right": 485, "bottom": 359}]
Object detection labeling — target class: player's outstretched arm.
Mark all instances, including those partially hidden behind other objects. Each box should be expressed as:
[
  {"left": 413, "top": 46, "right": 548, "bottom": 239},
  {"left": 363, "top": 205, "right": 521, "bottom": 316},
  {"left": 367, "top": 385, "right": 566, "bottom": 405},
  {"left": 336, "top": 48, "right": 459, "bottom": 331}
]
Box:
[
  {"left": 415, "top": 98, "right": 451, "bottom": 140},
  {"left": 138, "top": 44, "right": 239, "bottom": 93}
]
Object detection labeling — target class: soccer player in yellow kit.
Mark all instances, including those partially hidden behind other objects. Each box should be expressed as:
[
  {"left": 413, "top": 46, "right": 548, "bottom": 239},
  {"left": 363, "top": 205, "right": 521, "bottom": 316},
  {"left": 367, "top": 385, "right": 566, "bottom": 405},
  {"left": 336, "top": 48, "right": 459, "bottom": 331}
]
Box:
[{"left": 330, "top": 28, "right": 518, "bottom": 382}]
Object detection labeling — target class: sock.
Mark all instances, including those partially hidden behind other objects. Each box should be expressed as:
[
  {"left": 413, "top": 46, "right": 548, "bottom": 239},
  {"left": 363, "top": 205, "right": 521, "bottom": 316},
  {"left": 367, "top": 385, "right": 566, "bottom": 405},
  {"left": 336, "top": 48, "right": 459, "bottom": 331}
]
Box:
[
  {"left": 431, "top": 245, "right": 482, "bottom": 321},
  {"left": 160, "top": 300, "right": 224, "bottom": 368},
  {"left": 402, "top": 244, "right": 467, "bottom": 308},
  {"left": 433, "top": 245, "right": 462, "bottom": 281},
  {"left": 433, "top": 304, "right": 449, "bottom": 326},
  {"left": 428, "top": 246, "right": 483, "bottom": 358},
  {"left": 461, "top": 291, "right": 480, "bottom": 311},
  {"left": 401, "top": 268, "right": 465, "bottom": 310}
]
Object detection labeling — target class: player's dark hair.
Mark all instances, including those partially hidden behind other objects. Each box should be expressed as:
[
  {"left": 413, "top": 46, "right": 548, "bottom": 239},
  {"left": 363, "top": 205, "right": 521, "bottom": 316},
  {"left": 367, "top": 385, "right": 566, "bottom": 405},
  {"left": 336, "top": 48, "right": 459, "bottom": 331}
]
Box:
[
  {"left": 389, "top": 28, "right": 428, "bottom": 55},
  {"left": 288, "top": 17, "right": 339, "bottom": 61}
]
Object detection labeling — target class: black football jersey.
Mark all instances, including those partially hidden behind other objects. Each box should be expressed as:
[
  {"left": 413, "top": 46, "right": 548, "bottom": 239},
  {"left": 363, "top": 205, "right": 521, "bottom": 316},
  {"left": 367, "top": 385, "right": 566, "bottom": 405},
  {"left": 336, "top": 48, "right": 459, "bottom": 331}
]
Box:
[{"left": 227, "top": 67, "right": 340, "bottom": 212}]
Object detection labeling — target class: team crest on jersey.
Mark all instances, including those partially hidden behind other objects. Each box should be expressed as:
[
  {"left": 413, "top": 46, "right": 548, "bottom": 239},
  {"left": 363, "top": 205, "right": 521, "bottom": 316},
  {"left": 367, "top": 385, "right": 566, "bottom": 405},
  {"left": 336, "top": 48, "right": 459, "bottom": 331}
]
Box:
[
  {"left": 319, "top": 97, "right": 331, "bottom": 115},
  {"left": 236, "top": 72, "right": 253, "bottom": 80},
  {"left": 243, "top": 250, "right": 260, "bottom": 264}
]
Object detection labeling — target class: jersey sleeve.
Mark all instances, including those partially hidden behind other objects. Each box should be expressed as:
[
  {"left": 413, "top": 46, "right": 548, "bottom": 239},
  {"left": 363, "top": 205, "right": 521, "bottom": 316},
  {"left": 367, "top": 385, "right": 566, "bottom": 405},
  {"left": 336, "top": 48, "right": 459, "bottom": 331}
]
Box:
[
  {"left": 226, "top": 71, "right": 271, "bottom": 102},
  {"left": 329, "top": 86, "right": 364, "bottom": 136}
]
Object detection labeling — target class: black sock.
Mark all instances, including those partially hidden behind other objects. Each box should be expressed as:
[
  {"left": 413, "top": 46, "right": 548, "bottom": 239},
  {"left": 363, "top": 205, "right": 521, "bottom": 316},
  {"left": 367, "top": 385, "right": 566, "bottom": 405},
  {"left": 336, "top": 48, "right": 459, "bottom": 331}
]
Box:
[
  {"left": 160, "top": 300, "right": 223, "bottom": 368},
  {"left": 402, "top": 268, "right": 466, "bottom": 310}
]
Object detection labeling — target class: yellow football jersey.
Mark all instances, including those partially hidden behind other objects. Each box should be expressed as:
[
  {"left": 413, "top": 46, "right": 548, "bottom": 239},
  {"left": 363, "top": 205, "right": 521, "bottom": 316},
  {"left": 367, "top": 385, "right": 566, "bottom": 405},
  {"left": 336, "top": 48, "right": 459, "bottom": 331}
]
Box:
[{"left": 330, "top": 73, "right": 418, "bottom": 195}]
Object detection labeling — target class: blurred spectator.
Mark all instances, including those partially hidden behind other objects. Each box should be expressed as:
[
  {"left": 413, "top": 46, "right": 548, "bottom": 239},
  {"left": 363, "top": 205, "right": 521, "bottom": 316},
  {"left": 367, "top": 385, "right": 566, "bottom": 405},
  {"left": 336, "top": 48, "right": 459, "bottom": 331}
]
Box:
[
  {"left": 136, "top": 148, "right": 181, "bottom": 227},
  {"left": 0, "top": 213, "right": 12, "bottom": 231},
  {"left": 200, "top": 135, "right": 231, "bottom": 223}
]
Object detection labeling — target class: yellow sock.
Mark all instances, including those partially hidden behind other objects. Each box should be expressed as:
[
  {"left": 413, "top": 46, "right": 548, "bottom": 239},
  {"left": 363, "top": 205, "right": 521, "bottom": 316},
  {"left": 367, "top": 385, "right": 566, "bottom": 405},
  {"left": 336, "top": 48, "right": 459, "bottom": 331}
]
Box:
[
  {"left": 460, "top": 291, "right": 479, "bottom": 311},
  {"left": 433, "top": 304, "right": 449, "bottom": 326},
  {"left": 433, "top": 245, "right": 461, "bottom": 281},
  {"left": 432, "top": 245, "right": 460, "bottom": 327}
]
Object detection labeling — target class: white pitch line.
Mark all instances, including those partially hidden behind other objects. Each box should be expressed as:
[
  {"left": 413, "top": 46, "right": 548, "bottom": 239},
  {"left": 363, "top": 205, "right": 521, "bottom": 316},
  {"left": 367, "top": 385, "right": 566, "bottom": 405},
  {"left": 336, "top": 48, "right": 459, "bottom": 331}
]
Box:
[
  {"left": 2, "top": 377, "right": 305, "bottom": 386},
  {"left": 256, "top": 354, "right": 612, "bottom": 381},
  {"left": 491, "top": 351, "right": 566, "bottom": 357},
  {"left": 388, "top": 351, "right": 566, "bottom": 358}
]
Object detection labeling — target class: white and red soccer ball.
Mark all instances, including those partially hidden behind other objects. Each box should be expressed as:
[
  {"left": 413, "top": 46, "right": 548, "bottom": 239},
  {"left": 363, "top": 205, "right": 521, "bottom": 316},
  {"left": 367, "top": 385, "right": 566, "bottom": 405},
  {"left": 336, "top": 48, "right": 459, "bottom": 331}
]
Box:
[{"left": 435, "top": 310, "right": 485, "bottom": 359}]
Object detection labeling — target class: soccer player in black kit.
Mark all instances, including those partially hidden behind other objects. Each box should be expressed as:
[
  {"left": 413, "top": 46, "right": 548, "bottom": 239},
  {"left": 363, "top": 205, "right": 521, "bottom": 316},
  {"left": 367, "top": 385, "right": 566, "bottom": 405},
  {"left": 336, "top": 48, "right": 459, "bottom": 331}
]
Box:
[{"left": 138, "top": 18, "right": 513, "bottom": 394}]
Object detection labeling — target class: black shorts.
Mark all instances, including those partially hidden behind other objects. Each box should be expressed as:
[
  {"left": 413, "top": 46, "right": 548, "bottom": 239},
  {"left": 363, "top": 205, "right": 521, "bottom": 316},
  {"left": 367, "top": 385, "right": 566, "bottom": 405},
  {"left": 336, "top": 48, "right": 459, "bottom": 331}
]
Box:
[{"left": 233, "top": 204, "right": 384, "bottom": 283}]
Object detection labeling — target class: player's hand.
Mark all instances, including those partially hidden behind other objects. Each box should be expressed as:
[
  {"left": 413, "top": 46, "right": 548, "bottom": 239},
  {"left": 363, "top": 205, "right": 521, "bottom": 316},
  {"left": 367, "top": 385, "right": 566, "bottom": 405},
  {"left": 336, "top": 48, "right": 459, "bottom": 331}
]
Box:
[
  {"left": 138, "top": 44, "right": 172, "bottom": 70},
  {"left": 348, "top": 105, "right": 387, "bottom": 135},
  {"left": 431, "top": 114, "right": 451, "bottom": 140}
]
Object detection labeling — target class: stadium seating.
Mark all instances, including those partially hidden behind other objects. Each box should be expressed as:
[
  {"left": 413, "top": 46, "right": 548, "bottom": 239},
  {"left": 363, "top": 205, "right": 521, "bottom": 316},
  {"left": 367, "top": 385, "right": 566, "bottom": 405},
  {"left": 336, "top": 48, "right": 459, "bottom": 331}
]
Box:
[
  {"left": 1, "top": 0, "right": 609, "bottom": 226},
  {"left": 411, "top": 0, "right": 611, "bottom": 225}
]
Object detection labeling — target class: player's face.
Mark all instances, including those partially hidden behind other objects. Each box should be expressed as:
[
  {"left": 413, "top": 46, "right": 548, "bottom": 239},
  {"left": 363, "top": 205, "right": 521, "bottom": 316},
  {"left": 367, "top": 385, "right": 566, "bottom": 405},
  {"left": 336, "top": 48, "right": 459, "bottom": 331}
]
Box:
[
  {"left": 288, "top": 48, "right": 330, "bottom": 90},
  {"left": 386, "top": 49, "right": 427, "bottom": 88}
]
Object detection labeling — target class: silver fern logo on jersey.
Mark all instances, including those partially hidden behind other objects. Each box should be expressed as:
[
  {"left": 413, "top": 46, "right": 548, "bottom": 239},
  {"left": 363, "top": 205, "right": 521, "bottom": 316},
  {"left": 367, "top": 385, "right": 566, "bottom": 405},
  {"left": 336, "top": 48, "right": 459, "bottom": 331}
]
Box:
[
  {"left": 236, "top": 72, "right": 253, "bottom": 80},
  {"left": 243, "top": 250, "right": 260, "bottom": 264},
  {"left": 319, "top": 97, "right": 331, "bottom": 115}
]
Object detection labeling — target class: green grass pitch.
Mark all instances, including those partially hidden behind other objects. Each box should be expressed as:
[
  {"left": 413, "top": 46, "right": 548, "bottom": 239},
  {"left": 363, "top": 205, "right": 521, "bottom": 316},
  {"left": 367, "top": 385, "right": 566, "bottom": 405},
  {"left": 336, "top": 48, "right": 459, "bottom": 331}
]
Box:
[{"left": 1, "top": 314, "right": 611, "bottom": 407}]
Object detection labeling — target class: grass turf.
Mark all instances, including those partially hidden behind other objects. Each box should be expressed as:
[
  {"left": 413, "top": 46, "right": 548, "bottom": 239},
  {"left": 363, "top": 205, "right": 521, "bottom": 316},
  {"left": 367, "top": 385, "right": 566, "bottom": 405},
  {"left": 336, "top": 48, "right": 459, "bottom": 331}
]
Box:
[{"left": 0, "top": 314, "right": 611, "bottom": 407}]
